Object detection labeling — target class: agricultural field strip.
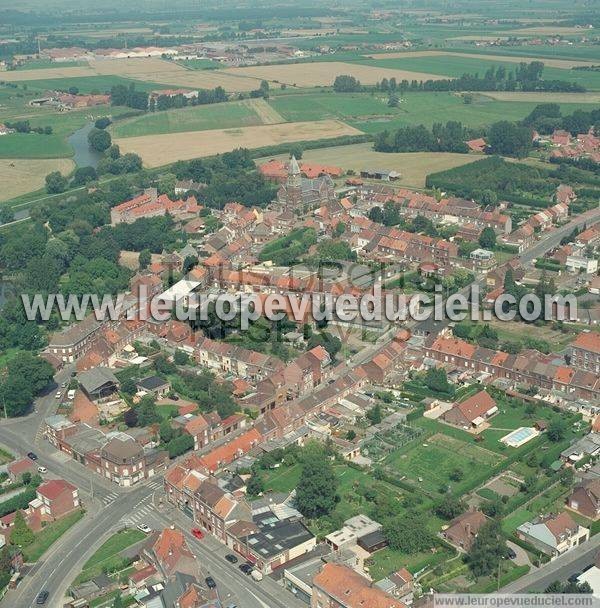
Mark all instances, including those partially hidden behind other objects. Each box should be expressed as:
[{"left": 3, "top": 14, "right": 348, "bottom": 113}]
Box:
[
  {"left": 221, "top": 61, "right": 448, "bottom": 87},
  {"left": 114, "top": 119, "right": 363, "bottom": 167},
  {"left": 366, "top": 50, "right": 597, "bottom": 69}
]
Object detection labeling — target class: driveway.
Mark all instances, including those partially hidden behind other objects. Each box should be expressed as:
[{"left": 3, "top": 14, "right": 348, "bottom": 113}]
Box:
[{"left": 507, "top": 540, "right": 536, "bottom": 569}]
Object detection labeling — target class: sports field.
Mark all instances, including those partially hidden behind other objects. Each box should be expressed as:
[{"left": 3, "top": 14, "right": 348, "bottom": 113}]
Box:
[
  {"left": 0, "top": 158, "right": 74, "bottom": 201},
  {"left": 115, "top": 119, "right": 362, "bottom": 167},
  {"left": 223, "top": 61, "right": 446, "bottom": 88},
  {"left": 256, "top": 143, "right": 482, "bottom": 188}
]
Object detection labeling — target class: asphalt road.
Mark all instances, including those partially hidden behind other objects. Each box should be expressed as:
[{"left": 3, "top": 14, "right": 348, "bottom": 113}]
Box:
[
  {"left": 501, "top": 533, "right": 600, "bottom": 592},
  {"left": 0, "top": 366, "right": 309, "bottom": 608}
]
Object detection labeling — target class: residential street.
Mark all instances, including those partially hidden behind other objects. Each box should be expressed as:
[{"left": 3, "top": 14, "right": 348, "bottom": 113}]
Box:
[{"left": 0, "top": 369, "right": 311, "bottom": 608}]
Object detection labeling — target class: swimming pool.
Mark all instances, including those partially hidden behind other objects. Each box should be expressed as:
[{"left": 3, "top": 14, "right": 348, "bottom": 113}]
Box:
[{"left": 500, "top": 427, "right": 540, "bottom": 448}]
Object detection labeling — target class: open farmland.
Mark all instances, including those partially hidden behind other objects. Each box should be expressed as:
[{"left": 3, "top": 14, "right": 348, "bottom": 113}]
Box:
[
  {"left": 1, "top": 57, "right": 262, "bottom": 92},
  {"left": 476, "top": 91, "right": 600, "bottom": 103},
  {"left": 0, "top": 158, "right": 74, "bottom": 201},
  {"left": 359, "top": 55, "right": 600, "bottom": 90},
  {"left": 366, "top": 50, "right": 597, "bottom": 69},
  {"left": 223, "top": 61, "right": 447, "bottom": 88},
  {"left": 115, "top": 119, "right": 362, "bottom": 167},
  {"left": 348, "top": 92, "right": 592, "bottom": 133},
  {"left": 111, "top": 99, "right": 276, "bottom": 138},
  {"left": 256, "top": 143, "right": 482, "bottom": 188}
]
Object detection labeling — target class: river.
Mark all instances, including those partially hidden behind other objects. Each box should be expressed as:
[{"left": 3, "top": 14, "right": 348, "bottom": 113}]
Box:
[{"left": 67, "top": 121, "right": 103, "bottom": 169}]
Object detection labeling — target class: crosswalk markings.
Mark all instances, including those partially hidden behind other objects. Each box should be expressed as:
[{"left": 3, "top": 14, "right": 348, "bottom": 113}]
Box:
[
  {"left": 99, "top": 492, "right": 120, "bottom": 506},
  {"left": 120, "top": 504, "right": 156, "bottom": 526}
]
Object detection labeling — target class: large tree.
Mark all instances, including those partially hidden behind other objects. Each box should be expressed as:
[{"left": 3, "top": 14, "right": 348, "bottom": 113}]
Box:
[
  {"left": 466, "top": 519, "right": 507, "bottom": 577},
  {"left": 294, "top": 443, "right": 339, "bottom": 519},
  {"left": 487, "top": 121, "right": 532, "bottom": 158},
  {"left": 384, "top": 513, "right": 435, "bottom": 553}
]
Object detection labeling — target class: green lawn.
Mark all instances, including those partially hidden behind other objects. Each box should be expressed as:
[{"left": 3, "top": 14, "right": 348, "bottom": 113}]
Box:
[
  {"left": 368, "top": 545, "right": 455, "bottom": 581},
  {"left": 384, "top": 432, "right": 503, "bottom": 495},
  {"left": 356, "top": 55, "right": 600, "bottom": 90},
  {"left": 23, "top": 509, "right": 85, "bottom": 562},
  {"left": 501, "top": 507, "right": 534, "bottom": 534},
  {"left": 82, "top": 529, "right": 145, "bottom": 570},
  {"left": 76, "top": 529, "right": 144, "bottom": 584},
  {"left": 112, "top": 100, "right": 265, "bottom": 138}
]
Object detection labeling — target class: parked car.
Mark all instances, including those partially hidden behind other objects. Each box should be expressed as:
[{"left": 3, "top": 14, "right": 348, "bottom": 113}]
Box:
[
  {"left": 27, "top": 452, "right": 38, "bottom": 461},
  {"left": 37, "top": 466, "right": 47, "bottom": 474},
  {"left": 251, "top": 570, "right": 263, "bottom": 582},
  {"left": 191, "top": 528, "right": 204, "bottom": 540},
  {"left": 55, "top": 392, "right": 62, "bottom": 399},
  {"left": 507, "top": 548, "right": 517, "bottom": 560},
  {"left": 568, "top": 572, "right": 581, "bottom": 584},
  {"left": 36, "top": 591, "right": 49, "bottom": 605},
  {"left": 137, "top": 524, "right": 152, "bottom": 534},
  {"left": 239, "top": 563, "right": 253, "bottom": 575},
  {"left": 205, "top": 576, "right": 216, "bottom": 589},
  {"left": 225, "top": 554, "right": 238, "bottom": 564}
]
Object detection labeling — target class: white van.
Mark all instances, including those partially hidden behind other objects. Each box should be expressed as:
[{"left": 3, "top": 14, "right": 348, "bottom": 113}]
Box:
[{"left": 67, "top": 389, "right": 76, "bottom": 400}]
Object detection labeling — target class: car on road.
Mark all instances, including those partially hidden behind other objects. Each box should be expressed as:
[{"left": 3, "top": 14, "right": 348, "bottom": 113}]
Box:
[
  {"left": 205, "top": 576, "right": 216, "bottom": 589},
  {"left": 37, "top": 466, "right": 47, "bottom": 474},
  {"left": 36, "top": 591, "right": 49, "bottom": 604},
  {"left": 137, "top": 524, "right": 152, "bottom": 534},
  {"left": 225, "top": 554, "right": 238, "bottom": 564},
  {"left": 191, "top": 527, "right": 204, "bottom": 539},
  {"left": 27, "top": 452, "right": 38, "bottom": 460},
  {"left": 239, "top": 563, "right": 253, "bottom": 575}
]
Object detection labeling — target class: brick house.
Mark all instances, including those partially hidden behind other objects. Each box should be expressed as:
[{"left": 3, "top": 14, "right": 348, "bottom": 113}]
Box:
[
  {"left": 442, "top": 510, "right": 487, "bottom": 551},
  {"left": 442, "top": 390, "right": 498, "bottom": 429},
  {"left": 567, "top": 479, "right": 600, "bottom": 520},
  {"left": 570, "top": 333, "right": 600, "bottom": 374},
  {"left": 35, "top": 479, "right": 80, "bottom": 521},
  {"left": 311, "top": 562, "right": 405, "bottom": 608}
]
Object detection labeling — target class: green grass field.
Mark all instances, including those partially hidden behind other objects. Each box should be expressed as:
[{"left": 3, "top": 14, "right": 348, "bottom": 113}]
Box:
[
  {"left": 112, "top": 100, "right": 266, "bottom": 138},
  {"left": 23, "top": 509, "right": 85, "bottom": 562},
  {"left": 267, "top": 91, "right": 591, "bottom": 133},
  {"left": 18, "top": 75, "right": 170, "bottom": 95},
  {"left": 450, "top": 44, "right": 600, "bottom": 63},
  {"left": 268, "top": 91, "right": 396, "bottom": 122},
  {"left": 181, "top": 59, "right": 221, "bottom": 70},
  {"left": 356, "top": 55, "right": 600, "bottom": 91},
  {"left": 14, "top": 60, "right": 89, "bottom": 70},
  {"left": 0, "top": 133, "right": 72, "bottom": 158},
  {"left": 82, "top": 529, "right": 145, "bottom": 570}
]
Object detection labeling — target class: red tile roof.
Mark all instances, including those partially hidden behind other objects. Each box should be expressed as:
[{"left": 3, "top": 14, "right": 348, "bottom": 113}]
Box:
[
  {"left": 198, "top": 428, "right": 262, "bottom": 472},
  {"left": 572, "top": 332, "right": 600, "bottom": 355},
  {"left": 37, "top": 479, "right": 77, "bottom": 500},
  {"left": 313, "top": 563, "right": 405, "bottom": 608}
]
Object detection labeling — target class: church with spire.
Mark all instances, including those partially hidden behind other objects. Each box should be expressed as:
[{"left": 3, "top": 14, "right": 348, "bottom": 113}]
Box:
[{"left": 276, "top": 155, "right": 336, "bottom": 213}]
